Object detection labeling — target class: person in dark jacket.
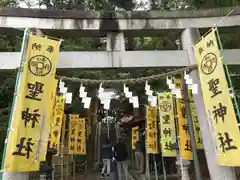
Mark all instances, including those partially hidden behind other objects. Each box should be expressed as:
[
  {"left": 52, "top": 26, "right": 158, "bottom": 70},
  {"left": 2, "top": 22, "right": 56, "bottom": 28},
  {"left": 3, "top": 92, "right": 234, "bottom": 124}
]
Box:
[
  {"left": 113, "top": 138, "right": 128, "bottom": 180},
  {"left": 101, "top": 139, "right": 112, "bottom": 178}
]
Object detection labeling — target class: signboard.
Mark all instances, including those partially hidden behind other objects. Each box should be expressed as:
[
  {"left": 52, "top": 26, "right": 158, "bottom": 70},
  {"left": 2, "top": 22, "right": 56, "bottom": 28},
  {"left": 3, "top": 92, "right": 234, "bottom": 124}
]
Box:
[
  {"left": 49, "top": 95, "right": 65, "bottom": 155},
  {"left": 68, "top": 115, "right": 86, "bottom": 155},
  {"left": 158, "top": 92, "right": 177, "bottom": 157},
  {"left": 174, "top": 78, "right": 193, "bottom": 160},
  {"left": 194, "top": 28, "right": 240, "bottom": 166},
  {"left": 188, "top": 91, "right": 203, "bottom": 149},
  {"left": 4, "top": 33, "right": 61, "bottom": 172},
  {"left": 40, "top": 79, "right": 58, "bottom": 161},
  {"left": 146, "top": 106, "right": 158, "bottom": 154},
  {"left": 132, "top": 126, "right": 139, "bottom": 150}
]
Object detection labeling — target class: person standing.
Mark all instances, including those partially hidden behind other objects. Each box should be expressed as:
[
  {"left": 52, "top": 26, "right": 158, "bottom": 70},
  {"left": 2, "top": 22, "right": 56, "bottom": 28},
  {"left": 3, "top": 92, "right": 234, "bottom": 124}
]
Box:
[
  {"left": 101, "top": 139, "right": 112, "bottom": 178},
  {"left": 113, "top": 138, "right": 129, "bottom": 180},
  {"left": 135, "top": 139, "right": 144, "bottom": 173}
]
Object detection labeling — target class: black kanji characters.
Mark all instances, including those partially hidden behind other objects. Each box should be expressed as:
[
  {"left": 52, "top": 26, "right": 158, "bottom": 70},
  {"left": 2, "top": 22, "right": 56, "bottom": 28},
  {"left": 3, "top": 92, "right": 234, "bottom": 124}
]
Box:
[
  {"left": 184, "top": 140, "right": 192, "bottom": 151},
  {"left": 212, "top": 102, "right": 227, "bottom": 123},
  {"left": 163, "top": 128, "right": 172, "bottom": 137},
  {"left": 195, "top": 126, "right": 203, "bottom": 144},
  {"left": 47, "top": 45, "right": 54, "bottom": 53},
  {"left": 198, "top": 47, "right": 204, "bottom": 55},
  {"left": 208, "top": 78, "right": 222, "bottom": 98},
  {"left": 206, "top": 40, "right": 214, "bottom": 48},
  {"left": 70, "top": 137, "right": 75, "bottom": 142},
  {"left": 55, "top": 117, "right": 61, "bottom": 126},
  {"left": 78, "top": 131, "right": 82, "bottom": 137},
  {"left": 164, "top": 141, "right": 173, "bottom": 151},
  {"left": 181, "top": 105, "right": 186, "bottom": 118},
  {"left": 152, "top": 121, "right": 156, "bottom": 129},
  {"left": 21, "top": 108, "right": 40, "bottom": 128},
  {"left": 70, "top": 145, "right": 74, "bottom": 150},
  {"left": 182, "top": 124, "right": 189, "bottom": 135},
  {"left": 56, "top": 107, "right": 63, "bottom": 116},
  {"left": 162, "top": 115, "right": 170, "bottom": 124},
  {"left": 148, "top": 123, "right": 152, "bottom": 130},
  {"left": 12, "top": 137, "right": 34, "bottom": 159},
  {"left": 25, "top": 82, "right": 44, "bottom": 101},
  {"left": 71, "top": 129, "right": 76, "bottom": 135},
  {"left": 197, "top": 137, "right": 203, "bottom": 144},
  {"left": 53, "top": 130, "right": 59, "bottom": 137},
  {"left": 218, "top": 132, "right": 237, "bottom": 153},
  {"left": 77, "top": 145, "right": 82, "bottom": 152},
  {"left": 32, "top": 43, "right": 42, "bottom": 51}
]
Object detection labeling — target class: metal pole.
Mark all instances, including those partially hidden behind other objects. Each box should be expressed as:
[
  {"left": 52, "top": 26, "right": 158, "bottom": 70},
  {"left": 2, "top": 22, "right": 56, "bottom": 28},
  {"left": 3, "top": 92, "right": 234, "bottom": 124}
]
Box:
[
  {"left": 107, "top": 116, "right": 110, "bottom": 139},
  {"left": 94, "top": 122, "right": 99, "bottom": 166},
  {"left": 52, "top": 164, "right": 55, "bottom": 180},
  {"left": 65, "top": 162, "right": 69, "bottom": 180},
  {"left": 181, "top": 75, "right": 202, "bottom": 180},
  {"left": 175, "top": 40, "right": 191, "bottom": 180},
  {"left": 60, "top": 157, "right": 64, "bottom": 180},
  {"left": 145, "top": 107, "right": 150, "bottom": 180},
  {"left": 181, "top": 28, "right": 236, "bottom": 180},
  {"left": 97, "top": 122, "right": 102, "bottom": 166},
  {"left": 73, "top": 156, "right": 76, "bottom": 179},
  {"left": 153, "top": 156, "right": 158, "bottom": 180},
  {"left": 157, "top": 105, "right": 166, "bottom": 180}
]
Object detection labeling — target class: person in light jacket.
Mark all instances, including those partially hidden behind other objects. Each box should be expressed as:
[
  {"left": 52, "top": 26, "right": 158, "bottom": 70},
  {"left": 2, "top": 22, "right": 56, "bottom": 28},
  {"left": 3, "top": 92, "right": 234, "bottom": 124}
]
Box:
[{"left": 101, "top": 139, "right": 112, "bottom": 178}]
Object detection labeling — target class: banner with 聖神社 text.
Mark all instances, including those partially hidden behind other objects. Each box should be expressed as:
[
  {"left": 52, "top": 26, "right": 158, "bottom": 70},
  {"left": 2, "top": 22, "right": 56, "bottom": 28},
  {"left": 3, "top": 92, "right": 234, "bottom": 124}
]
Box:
[
  {"left": 68, "top": 115, "right": 86, "bottom": 155},
  {"left": 4, "top": 33, "right": 61, "bottom": 172},
  {"left": 158, "top": 92, "right": 177, "bottom": 157},
  {"left": 132, "top": 126, "right": 139, "bottom": 150},
  {"left": 194, "top": 28, "right": 240, "bottom": 166},
  {"left": 146, "top": 106, "right": 158, "bottom": 154}
]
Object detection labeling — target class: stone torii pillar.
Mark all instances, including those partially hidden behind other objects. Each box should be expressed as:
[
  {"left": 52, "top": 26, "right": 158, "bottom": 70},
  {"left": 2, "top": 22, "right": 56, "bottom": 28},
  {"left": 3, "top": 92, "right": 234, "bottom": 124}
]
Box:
[{"left": 181, "top": 28, "right": 237, "bottom": 180}]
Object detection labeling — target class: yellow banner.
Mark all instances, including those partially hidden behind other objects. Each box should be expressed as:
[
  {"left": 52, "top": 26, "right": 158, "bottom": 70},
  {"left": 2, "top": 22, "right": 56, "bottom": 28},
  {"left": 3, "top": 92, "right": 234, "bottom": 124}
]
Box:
[
  {"left": 49, "top": 95, "right": 65, "bottom": 155},
  {"left": 76, "top": 118, "right": 86, "bottom": 155},
  {"left": 146, "top": 106, "right": 158, "bottom": 154},
  {"left": 174, "top": 78, "right": 193, "bottom": 160},
  {"left": 194, "top": 28, "right": 240, "bottom": 166},
  {"left": 40, "top": 78, "right": 58, "bottom": 161},
  {"left": 4, "top": 34, "right": 61, "bottom": 172},
  {"left": 132, "top": 126, "right": 139, "bottom": 150},
  {"left": 68, "top": 115, "right": 86, "bottom": 155},
  {"left": 68, "top": 115, "right": 78, "bottom": 154},
  {"left": 158, "top": 92, "right": 177, "bottom": 157},
  {"left": 188, "top": 91, "right": 203, "bottom": 149}
]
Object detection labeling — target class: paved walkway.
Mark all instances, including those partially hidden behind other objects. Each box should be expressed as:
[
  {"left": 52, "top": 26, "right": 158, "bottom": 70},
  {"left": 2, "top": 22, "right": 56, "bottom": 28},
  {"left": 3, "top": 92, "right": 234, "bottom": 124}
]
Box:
[{"left": 68, "top": 173, "right": 115, "bottom": 180}]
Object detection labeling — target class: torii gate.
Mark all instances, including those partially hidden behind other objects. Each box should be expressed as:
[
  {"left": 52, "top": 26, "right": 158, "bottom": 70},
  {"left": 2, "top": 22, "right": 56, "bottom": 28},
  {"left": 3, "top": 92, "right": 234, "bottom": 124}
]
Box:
[{"left": 1, "top": 6, "right": 240, "bottom": 180}]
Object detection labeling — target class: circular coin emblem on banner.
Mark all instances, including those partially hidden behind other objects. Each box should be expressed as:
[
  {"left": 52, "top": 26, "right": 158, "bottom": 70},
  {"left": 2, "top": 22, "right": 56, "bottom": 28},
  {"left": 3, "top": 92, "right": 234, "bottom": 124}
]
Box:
[
  {"left": 28, "top": 55, "right": 52, "bottom": 76},
  {"left": 160, "top": 101, "right": 171, "bottom": 112},
  {"left": 200, "top": 53, "right": 217, "bottom": 75}
]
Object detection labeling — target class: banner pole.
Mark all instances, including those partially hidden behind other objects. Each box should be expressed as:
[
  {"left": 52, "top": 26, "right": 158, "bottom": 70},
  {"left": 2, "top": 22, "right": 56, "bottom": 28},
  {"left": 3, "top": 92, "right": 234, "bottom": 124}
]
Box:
[
  {"left": 145, "top": 106, "right": 150, "bottom": 180},
  {"left": 1, "top": 28, "right": 29, "bottom": 180},
  {"left": 181, "top": 75, "right": 202, "bottom": 180},
  {"left": 156, "top": 103, "right": 166, "bottom": 180}
]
